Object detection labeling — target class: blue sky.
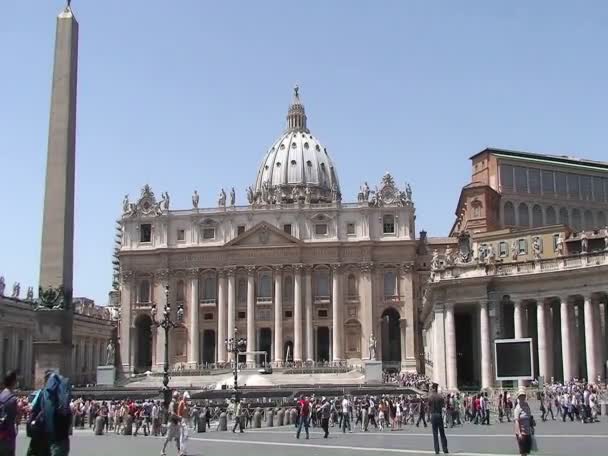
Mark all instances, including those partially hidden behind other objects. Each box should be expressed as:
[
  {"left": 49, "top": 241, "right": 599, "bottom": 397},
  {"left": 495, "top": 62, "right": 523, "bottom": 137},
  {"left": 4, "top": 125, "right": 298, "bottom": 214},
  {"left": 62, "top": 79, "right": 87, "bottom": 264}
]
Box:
[{"left": 1, "top": 1, "right": 607, "bottom": 306}]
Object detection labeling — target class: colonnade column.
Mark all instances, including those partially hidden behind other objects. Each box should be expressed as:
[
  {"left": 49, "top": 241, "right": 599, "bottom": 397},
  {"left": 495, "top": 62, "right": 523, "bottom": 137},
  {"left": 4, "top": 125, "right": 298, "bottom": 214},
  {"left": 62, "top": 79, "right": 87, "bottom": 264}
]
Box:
[
  {"left": 513, "top": 300, "right": 525, "bottom": 387},
  {"left": 536, "top": 300, "right": 549, "bottom": 381},
  {"left": 445, "top": 303, "right": 457, "bottom": 390},
  {"left": 227, "top": 268, "right": 236, "bottom": 361},
  {"left": 217, "top": 270, "right": 227, "bottom": 363},
  {"left": 479, "top": 301, "right": 492, "bottom": 389},
  {"left": 119, "top": 271, "right": 133, "bottom": 375},
  {"left": 584, "top": 295, "right": 597, "bottom": 382},
  {"left": 304, "top": 267, "right": 313, "bottom": 362},
  {"left": 246, "top": 267, "right": 256, "bottom": 366},
  {"left": 331, "top": 265, "right": 343, "bottom": 361},
  {"left": 360, "top": 264, "right": 374, "bottom": 360},
  {"left": 274, "top": 267, "right": 283, "bottom": 364},
  {"left": 154, "top": 270, "right": 169, "bottom": 371},
  {"left": 293, "top": 265, "right": 303, "bottom": 362},
  {"left": 560, "top": 297, "right": 573, "bottom": 382},
  {"left": 187, "top": 269, "right": 199, "bottom": 367}
]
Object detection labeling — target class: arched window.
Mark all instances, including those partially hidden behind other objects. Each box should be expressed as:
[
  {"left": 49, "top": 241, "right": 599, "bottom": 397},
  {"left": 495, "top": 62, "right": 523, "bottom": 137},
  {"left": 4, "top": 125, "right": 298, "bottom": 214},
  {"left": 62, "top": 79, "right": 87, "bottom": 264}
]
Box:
[
  {"left": 584, "top": 210, "right": 594, "bottom": 230},
  {"left": 572, "top": 209, "right": 582, "bottom": 231},
  {"left": 503, "top": 201, "right": 515, "bottom": 226},
  {"left": 546, "top": 206, "right": 556, "bottom": 225},
  {"left": 383, "top": 214, "right": 395, "bottom": 234},
  {"left": 138, "top": 280, "right": 150, "bottom": 303},
  {"left": 472, "top": 200, "right": 482, "bottom": 218},
  {"left": 597, "top": 211, "right": 606, "bottom": 228},
  {"left": 347, "top": 274, "right": 357, "bottom": 298},
  {"left": 518, "top": 203, "right": 530, "bottom": 227},
  {"left": 237, "top": 278, "right": 247, "bottom": 303},
  {"left": 176, "top": 279, "right": 185, "bottom": 302},
  {"left": 313, "top": 270, "right": 330, "bottom": 297},
  {"left": 559, "top": 207, "right": 569, "bottom": 226},
  {"left": 532, "top": 205, "right": 543, "bottom": 227},
  {"left": 202, "top": 275, "right": 216, "bottom": 301},
  {"left": 383, "top": 271, "right": 397, "bottom": 297},
  {"left": 258, "top": 273, "right": 272, "bottom": 298},
  {"left": 283, "top": 276, "right": 293, "bottom": 302}
]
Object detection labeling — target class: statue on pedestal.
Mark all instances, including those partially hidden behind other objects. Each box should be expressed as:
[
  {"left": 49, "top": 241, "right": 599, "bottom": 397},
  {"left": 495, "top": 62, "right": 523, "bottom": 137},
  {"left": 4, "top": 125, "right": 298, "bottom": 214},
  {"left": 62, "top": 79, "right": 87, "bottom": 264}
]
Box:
[
  {"left": 218, "top": 188, "right": 226, "bottom": 208},
  {"left": 0, "top": 276, "right": 5, "bottom": 297},
  {"left": 580, "top": 231, "right": 588, "bottom": 254},
  {"left": 555, "top": 233, "right": 565, "bottom": 256},
  {"left": 230, "top": 187, "right": 236, "bottom": 207},
  {"left": 532, "top": 237, "right": 542, "bottom": 260},
  {"left": 26, "top": 286, "right": 34, "bottom": 301},
  {"left": 11, "top": 282, "right": 20, "bottom": 298},
  {"left": 368, "top": 333, "right": 377, "bottom": 360},
  {"left": 106, "top": 340, "right": 115, "bottom": 366}
]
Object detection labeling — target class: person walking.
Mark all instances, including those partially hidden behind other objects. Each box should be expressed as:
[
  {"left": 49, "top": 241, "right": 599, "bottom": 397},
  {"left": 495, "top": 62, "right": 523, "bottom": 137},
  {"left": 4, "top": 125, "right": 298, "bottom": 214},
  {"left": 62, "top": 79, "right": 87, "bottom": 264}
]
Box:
[
  {"left": 231, "top": 399, "right": 243, "bottom": 434},
  {"left": 416, "top": 397, "right": 427, "bottom": 427},
  {"left": 177, "top": 392, "right": 190, "bottom": 455},
  {"left": 296, "top": 395, "right": 310, "bottom": 439},
  {"left": 161, "top": 392, "right": 181, "bottom": 456},
  {"left": 319, "top": 398, "right": 330, "bottom": 439},
  {"left": 514, "top": 390, "right": 535, "bottom": 456},
  {"left": 0, "top": 371, "right": 19, "bottom": 456},
  {"left": 428, "top": 383, "right": 448, "bottom": 455},
  {"left": 341, "top": 396, "right": 351, "bottom": 433}
]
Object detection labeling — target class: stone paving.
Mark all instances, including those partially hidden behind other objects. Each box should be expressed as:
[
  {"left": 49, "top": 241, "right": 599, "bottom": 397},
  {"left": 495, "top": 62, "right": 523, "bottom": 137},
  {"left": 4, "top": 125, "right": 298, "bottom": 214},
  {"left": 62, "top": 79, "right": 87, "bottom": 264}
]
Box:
[{"left": 15, "top": 417, "right": 608, "bottom": 456}]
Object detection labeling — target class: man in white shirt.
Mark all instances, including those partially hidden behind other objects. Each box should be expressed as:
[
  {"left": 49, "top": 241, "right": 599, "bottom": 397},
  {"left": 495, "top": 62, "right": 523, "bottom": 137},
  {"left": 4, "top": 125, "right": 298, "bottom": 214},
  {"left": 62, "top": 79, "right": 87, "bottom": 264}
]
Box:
[{"left": 341, "top": 396, "right": 352, "bottom": 433}]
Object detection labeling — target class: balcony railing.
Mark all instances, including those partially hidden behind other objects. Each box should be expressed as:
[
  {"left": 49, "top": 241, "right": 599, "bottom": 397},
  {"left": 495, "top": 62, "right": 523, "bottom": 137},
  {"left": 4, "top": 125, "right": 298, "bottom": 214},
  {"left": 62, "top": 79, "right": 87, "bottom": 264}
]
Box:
[
  {"left": 346, "top": 294, "right": 360, "bottom": 303},
  {"left": 432, "top": 250, "right": 608, "bottom": 283},
  {"left": 313, "top": 295, "right": 330, "bottom": 304},
  {"left": 200, "top": 298, "right": 216, "bottom": 306},
  {"left": 383, "top": 294, "right": 400, "bottom": 303},
  {"left": 256, "top": 296, "right": 273, "bottom": 305}
]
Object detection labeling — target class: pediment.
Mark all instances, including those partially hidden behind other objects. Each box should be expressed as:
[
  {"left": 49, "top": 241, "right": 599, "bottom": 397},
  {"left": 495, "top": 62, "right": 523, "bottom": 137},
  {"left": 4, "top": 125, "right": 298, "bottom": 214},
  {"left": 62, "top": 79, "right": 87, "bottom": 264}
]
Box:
[{"left": 227, "top": 222, "right": 301, "bottom": 247}]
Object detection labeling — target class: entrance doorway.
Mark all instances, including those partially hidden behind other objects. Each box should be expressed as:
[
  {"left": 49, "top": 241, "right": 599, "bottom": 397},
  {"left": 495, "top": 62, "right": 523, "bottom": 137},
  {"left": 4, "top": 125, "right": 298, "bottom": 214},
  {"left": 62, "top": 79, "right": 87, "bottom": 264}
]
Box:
[
  {"left": 284, "top": 341, "right": 294, "bottom": 362},
  {"left": 455, "top": 313, "right": 475, "bottom": 387},
  {"left": 381, "top": 308, "right": 401, "bottom": 368},
  {"left": 258, "top": 328, "right": 272, "bottom": 366},
  {"left": 317, "top": 327, "right": 330, "bottom": 362},
  {"left": 135, "top": 314, "right": 153, "bottom": 373},
  {"left": 202, "top": 330, "right": 215, "bottom": 365}
]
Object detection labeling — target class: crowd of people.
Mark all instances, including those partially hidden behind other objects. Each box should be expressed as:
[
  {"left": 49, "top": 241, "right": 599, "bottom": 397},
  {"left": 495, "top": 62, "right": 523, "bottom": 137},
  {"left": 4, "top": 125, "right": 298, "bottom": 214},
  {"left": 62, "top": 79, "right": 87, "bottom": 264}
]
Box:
[{"left": 382, "top": 371, "right": 431, "bottom": 390}]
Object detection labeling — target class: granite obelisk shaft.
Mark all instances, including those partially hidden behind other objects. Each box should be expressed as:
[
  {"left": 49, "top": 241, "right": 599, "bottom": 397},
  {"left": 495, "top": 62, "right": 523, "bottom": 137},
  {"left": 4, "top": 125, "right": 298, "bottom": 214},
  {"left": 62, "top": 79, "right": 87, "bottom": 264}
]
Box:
[
  {"left": 34, "top": 5, "right": 78, "bottom": 386},
  {"left": 39, "top": 6, "right": 78, "bottom": 303}
]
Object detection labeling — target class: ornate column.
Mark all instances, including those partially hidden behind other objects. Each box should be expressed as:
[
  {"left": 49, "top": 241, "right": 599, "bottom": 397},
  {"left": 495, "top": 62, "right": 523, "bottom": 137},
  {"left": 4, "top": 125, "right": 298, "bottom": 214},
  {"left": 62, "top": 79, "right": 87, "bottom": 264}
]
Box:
[
  {"left": 217, "top": 270, "right": 227, "bottom": 363},
  {"left": 331, "top": 264, "right": 343, "bottom": 361},
  {"left": 479, "top": 300, "right": 492, "bottom": 389},
  {"left": 399, "top": 318, "right": 407, "bottom": 365},
  {"left": 119, "top": 271, "right": 133, "bottom": 376},
  {"left": 584, "top": 295, "right": 597, "bottom": 382},
  {"left": 293, "top": 265, "right": 303, "bottom": 362},
  {"left": 246, "top": 267, "right": 256, "bottom": 366},
  {"left": 359, "top": 263, "right": 374, "bottom": 360},
  {"left": 227, "top": 267, "right": 236, "bottom": 361},
  {"left": 514, "top": 299, "right": 526, "bottom": 387},
  {"left": 304, "top": 266, "right": 313, "bottom": 362},
  {"left": 445, "top": 303, "right": 458, "bottom": 390},
  {"left": 154, "top": 269, "right": 170, "bottom": 371},
  {"left": 187, "top": 269, "right": 199, "bottom": 368},
  {"left": 400, "top": 263, "right": 416, "bottom": 369},
  {"left": 536, "top": 300, "right": 549, "bottom": 381},
  {"left": 273, "top": 266, "right": 283, "bottom": 364}
]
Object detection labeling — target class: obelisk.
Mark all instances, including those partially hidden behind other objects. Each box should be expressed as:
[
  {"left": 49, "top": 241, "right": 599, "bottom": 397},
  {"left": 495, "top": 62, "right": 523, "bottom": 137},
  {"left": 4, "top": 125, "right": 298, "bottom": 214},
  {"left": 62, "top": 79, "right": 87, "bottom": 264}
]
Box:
[{"left": 34, "top": 1, "right": 78, "bottom": 386}]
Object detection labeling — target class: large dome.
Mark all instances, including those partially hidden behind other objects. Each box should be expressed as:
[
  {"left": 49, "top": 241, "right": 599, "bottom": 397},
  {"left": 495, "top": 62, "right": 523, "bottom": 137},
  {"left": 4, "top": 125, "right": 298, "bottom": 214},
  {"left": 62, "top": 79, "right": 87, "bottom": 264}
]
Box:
[{"left": 249, "top": 87, "right": 341, "bottom": 205}]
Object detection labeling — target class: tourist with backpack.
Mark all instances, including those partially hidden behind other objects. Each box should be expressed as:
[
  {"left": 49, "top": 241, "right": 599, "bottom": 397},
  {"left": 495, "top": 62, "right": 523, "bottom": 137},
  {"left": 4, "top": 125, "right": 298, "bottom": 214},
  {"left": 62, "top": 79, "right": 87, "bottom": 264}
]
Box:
[
  {"left": 0, "top": 371, "right": 19, "bottom": 456},
  {"left": 26, "top": 371, "right": 73, "bottom": 456}
]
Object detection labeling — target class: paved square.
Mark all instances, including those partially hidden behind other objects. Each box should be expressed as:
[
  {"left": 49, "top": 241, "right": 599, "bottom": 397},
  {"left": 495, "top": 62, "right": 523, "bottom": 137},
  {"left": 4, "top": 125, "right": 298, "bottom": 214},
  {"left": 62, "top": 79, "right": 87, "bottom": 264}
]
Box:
[{"left": 15, "top": 417, "right": 608, "bottom": 456}]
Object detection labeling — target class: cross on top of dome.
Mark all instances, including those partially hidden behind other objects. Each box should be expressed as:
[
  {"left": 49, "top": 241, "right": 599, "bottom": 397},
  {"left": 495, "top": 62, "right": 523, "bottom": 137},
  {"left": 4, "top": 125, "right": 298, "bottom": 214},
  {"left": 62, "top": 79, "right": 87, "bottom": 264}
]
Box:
[{"left": 286, "top": 84, "right": 308, "bottom": 133}]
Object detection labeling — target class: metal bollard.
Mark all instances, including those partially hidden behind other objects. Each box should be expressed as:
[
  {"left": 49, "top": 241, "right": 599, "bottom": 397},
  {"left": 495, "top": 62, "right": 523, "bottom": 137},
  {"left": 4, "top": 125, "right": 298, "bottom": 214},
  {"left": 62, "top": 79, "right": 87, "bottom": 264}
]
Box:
[
  {"left": 266, "top": 409, "right": 274, "bottom": 427},
  {"left": 123, "top": 415, "right": 133, "bottom": 435},
  {"left": 94, "top": 416, "right": 104, "bottom": 435},
  {"left": 219, "top": 412, "right": 228, "bottom": 431},
  {"left": 290, "top": 408, "right": 298, "bottom": 426},
  {"left": 277, "top": 409, "right": 285, "bottom": 426},
  {"left": 253, "top": 408, "right": 262, "bottom": 428}
]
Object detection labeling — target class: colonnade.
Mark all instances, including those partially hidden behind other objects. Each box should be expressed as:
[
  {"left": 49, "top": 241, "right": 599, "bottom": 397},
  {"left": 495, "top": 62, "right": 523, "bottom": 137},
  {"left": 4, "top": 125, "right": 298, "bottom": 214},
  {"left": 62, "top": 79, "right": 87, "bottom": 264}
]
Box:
[{"left": 434, "top": 292, "right": 608, "bottom": 390}]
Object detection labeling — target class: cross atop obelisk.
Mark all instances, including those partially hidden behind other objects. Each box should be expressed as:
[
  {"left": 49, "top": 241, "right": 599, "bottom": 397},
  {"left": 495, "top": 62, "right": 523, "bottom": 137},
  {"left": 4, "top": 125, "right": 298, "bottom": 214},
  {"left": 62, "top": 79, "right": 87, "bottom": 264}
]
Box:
[{"left": 39, "top": 4, "right": 78, "bottom": 309}]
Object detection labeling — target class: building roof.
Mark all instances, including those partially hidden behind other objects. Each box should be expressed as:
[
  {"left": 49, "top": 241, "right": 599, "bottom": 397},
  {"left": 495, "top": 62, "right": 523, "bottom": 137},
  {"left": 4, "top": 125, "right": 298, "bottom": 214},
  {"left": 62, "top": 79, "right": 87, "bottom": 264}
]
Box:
[{"left": 470, "top": 147, "right": 608, "bottom": 173}]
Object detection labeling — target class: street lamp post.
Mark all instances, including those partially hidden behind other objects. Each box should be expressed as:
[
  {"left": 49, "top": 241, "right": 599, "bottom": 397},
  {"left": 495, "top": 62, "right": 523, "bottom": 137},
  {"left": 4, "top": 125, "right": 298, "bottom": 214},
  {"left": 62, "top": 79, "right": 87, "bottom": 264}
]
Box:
[
  {"left": 151, "top": 285, "right": 184, "bottom": 407},
  {"left": 225, "top": 328, "right": 247, "bottom": 401}
]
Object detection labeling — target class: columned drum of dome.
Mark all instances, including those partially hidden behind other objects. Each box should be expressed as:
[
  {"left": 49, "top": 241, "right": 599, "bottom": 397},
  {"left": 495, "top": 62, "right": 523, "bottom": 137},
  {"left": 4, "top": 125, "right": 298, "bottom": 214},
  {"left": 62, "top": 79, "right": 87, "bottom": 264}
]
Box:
[{"left": 250, "top": 87, "right": 341, "bottom": 205}]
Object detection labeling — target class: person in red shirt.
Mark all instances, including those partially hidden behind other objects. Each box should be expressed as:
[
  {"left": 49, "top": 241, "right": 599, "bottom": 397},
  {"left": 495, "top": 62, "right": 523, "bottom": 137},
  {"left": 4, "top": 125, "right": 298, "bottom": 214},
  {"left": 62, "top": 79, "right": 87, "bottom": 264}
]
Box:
[{"left": 295, "top": 395, "right": 310, "bottom": 440}]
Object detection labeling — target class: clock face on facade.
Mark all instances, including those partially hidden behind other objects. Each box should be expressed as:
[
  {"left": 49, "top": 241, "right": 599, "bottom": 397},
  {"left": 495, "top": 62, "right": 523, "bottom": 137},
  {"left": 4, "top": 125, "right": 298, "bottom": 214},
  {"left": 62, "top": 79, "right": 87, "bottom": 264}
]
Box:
[{"left": 381, "top": 186, "right": 398, "bottom": 205}]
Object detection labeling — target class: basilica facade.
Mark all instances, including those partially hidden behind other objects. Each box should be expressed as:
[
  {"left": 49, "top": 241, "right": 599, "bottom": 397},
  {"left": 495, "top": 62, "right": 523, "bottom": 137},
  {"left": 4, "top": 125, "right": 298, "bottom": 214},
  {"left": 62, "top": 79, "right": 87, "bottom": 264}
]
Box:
[{"left": 117, "top": 89, "right": 422, "bottom": 375}]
